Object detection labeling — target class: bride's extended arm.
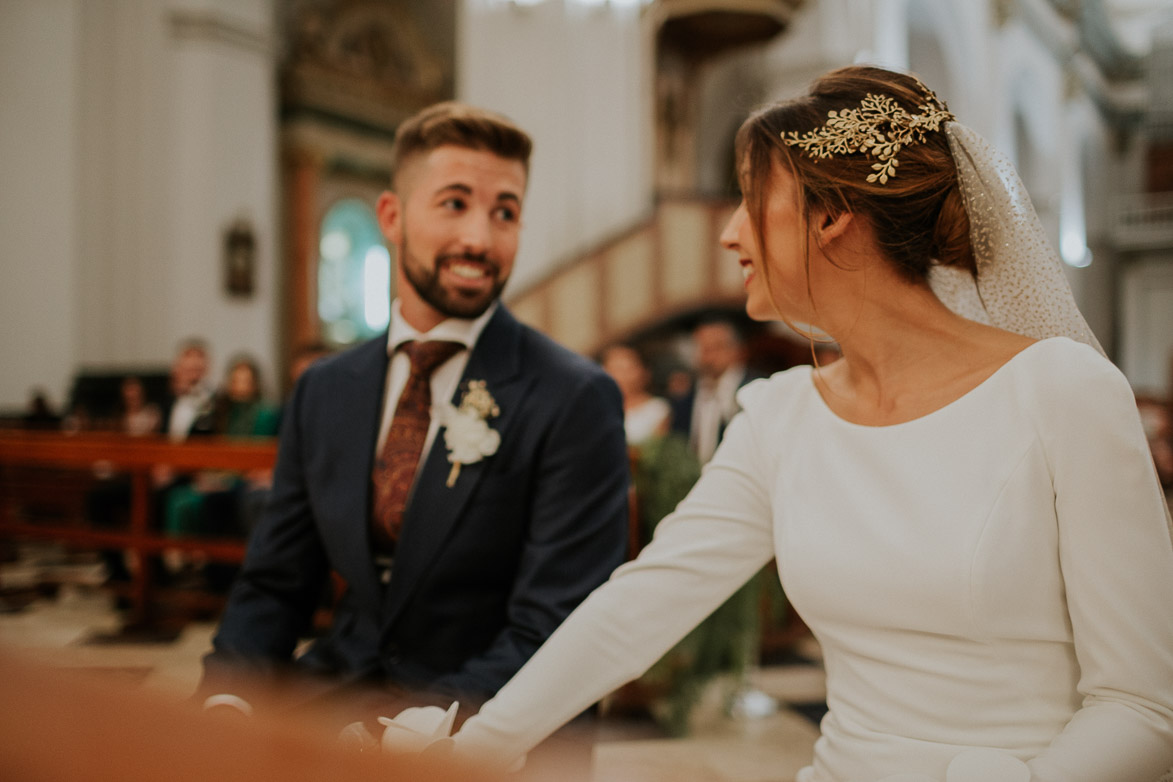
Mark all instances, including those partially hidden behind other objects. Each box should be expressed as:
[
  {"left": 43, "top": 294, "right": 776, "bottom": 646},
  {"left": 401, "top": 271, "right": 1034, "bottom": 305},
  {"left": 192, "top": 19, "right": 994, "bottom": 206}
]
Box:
[{"left": 453, "top": 404, "right": 778, "bottom": 766}]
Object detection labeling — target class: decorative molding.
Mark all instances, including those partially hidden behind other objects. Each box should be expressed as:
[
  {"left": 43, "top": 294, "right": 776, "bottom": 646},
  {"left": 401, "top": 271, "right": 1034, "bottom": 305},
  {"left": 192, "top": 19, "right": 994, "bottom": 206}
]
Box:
[
  {"left": 280, "top": 0, "right": 453, "bottom": 132},
  {"left": 169, "top": 10, "right": 272, "bottom": 55},
  {"left": 1113, "top": 191, "right": 1173, "bottom": 251}
]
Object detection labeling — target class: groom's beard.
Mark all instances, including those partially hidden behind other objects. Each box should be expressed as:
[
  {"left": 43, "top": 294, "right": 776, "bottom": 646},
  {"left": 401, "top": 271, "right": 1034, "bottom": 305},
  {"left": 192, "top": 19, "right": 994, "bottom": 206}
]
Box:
[{"left": 399, "top": 237, "right": 507, "bottom": 321}]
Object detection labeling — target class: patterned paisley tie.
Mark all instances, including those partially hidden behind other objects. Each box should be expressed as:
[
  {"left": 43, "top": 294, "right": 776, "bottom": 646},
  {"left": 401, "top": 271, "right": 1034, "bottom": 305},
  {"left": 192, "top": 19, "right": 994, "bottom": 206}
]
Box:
[{"left": 370, "top": 340, "right": 464, "bottom": 553}]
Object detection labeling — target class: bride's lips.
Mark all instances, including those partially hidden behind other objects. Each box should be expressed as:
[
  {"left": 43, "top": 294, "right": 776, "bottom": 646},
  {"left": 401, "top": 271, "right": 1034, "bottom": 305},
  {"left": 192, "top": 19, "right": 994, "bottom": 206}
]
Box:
[{"left": 739, "top": 259, "right": 755, "bottom": 286}]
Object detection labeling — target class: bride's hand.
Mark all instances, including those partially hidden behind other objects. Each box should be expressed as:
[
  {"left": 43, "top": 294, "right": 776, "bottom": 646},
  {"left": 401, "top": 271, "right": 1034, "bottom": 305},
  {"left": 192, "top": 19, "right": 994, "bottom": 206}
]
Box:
[
  {"left": 874, "top": 749, "right": 1032, "bottom": 782},
  {"left": 377, "top": 702, "right": 460, "bottom": 754}
]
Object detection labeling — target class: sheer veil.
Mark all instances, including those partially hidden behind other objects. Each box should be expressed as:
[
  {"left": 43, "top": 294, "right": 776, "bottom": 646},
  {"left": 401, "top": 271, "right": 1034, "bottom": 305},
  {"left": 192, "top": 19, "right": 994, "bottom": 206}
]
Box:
[{"left": 929, "top": 122, "right": 1105, "bottom": 357}]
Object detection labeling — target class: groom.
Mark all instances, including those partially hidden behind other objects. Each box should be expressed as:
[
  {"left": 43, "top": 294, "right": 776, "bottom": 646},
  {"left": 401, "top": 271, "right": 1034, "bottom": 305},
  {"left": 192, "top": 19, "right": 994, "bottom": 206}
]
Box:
[{"left": 200, "top": 103, "right": 630, "bottom": 746}]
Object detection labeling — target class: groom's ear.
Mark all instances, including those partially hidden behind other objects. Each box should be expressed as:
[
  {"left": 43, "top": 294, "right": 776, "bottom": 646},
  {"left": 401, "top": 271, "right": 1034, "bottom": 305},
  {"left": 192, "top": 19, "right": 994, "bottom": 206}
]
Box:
[{"left": 376, "top": 191, "right": 402, "bottom": 245}]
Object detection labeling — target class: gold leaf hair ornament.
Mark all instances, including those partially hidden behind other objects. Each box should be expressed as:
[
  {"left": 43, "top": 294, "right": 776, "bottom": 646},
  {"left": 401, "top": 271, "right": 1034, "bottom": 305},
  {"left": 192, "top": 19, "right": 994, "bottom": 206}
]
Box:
[{"left": 782, "top": 81, "right": 955, "bottom": 184}]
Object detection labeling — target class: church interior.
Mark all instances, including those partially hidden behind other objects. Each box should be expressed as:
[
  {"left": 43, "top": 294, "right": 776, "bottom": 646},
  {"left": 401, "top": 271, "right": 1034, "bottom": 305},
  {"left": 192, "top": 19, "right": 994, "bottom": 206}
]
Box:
[{"left": 2, "top": 0, "right": 1172, "bottom": 779}]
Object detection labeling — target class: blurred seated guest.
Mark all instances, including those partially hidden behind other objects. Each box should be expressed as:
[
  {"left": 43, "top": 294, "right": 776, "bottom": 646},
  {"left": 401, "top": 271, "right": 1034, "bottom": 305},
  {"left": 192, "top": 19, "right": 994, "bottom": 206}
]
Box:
[
  {"left": 22, "top": 388, "right": 61, "bottom": 430},
  {"left": 214, "top": 355, "right": 282, "bottom": 537},
  {"left": 211, "top": 356, "right": 281, "bottom": 439},
  {"left": 664, "top": 366, "right": 694, "bottom": 405},
  {"left": 154, "top": 339, "right": 216, "bottom": 572},
  {"left": 89, "top": 342, "right": 215, "bottom": 584},
  {"left": 85, "top": 375, "right": 163, "bottom": 584},
  {"left": 120, "top": 375, "right": 161, "bottom": 436},
  {"left": 671, "top": 319, "right": 762, "bottom": 464},
  {"left": 600, "top": 343, "right": 671, "bottom": 446},
  {"left": 163, "top": 354, "right": 279, "bottom": 586},
  {"left": 163, "top": 355, "right": 280, "bottom": 541},
  {"left": 162, "top": 338, "right": 216, "bottom": 442},
  {"left": 599, "top": 343, "right": 696, "bottom": 551}
]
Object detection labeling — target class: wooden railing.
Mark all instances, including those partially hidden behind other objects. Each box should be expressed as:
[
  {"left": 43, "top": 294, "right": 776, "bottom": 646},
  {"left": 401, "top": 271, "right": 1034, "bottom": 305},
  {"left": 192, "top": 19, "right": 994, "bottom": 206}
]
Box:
[
  {"left": 0, "top": 430, "right": 277, "bottom": 626},
  {"left": 1114, "top": 191, "right": 1173, "bottom": 250}
]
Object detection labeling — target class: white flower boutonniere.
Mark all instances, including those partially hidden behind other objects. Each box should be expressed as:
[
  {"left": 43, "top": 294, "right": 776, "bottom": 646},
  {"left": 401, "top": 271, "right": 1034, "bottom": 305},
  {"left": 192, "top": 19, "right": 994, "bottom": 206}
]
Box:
[{"left": 434, "top": 380, "right": 500, "bottom": 487}]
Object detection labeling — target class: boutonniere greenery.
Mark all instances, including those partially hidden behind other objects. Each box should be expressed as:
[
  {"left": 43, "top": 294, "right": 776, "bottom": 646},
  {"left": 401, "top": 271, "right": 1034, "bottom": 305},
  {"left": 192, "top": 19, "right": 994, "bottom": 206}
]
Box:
[{"left": 435, "top": 380, "right": 500, "bottom": 487}]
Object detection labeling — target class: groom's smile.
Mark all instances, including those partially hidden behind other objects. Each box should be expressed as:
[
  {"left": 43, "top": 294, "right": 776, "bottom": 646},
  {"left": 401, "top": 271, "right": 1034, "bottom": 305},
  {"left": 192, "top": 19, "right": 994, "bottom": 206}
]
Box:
[{"left": 378, "top": 145, "right": 526, "bottom": 332}]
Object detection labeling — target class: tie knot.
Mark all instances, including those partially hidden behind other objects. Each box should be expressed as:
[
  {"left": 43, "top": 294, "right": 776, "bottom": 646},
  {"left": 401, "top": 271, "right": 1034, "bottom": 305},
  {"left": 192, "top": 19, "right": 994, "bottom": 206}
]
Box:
[{"left": 401, "top": 340, "right": 464, "bottom": 377}]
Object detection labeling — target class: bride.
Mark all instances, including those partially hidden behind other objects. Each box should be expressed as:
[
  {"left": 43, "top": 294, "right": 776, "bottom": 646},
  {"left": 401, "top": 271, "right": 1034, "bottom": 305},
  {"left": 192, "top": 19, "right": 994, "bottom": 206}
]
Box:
[{"left": 447, "top": 65, "right": 1173, "bottom": 781}]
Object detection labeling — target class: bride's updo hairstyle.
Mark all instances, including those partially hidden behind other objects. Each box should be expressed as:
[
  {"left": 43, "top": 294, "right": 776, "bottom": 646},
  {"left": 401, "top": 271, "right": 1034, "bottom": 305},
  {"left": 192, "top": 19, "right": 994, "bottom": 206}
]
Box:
[{"left": 735, "top": 65, "right": 975, "bottom": 286}]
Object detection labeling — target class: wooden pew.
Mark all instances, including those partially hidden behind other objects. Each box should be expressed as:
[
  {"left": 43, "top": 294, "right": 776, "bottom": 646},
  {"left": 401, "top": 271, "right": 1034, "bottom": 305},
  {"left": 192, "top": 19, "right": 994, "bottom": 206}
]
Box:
[{"left": 0, "top": 430, "right": 277, "bottom": 626}]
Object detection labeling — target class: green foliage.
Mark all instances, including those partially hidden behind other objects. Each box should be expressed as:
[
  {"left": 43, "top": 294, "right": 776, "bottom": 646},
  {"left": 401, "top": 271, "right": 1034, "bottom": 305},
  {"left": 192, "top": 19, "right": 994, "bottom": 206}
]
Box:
[{"left": 629, "top": 433, "right": 785, "bottom": 736}]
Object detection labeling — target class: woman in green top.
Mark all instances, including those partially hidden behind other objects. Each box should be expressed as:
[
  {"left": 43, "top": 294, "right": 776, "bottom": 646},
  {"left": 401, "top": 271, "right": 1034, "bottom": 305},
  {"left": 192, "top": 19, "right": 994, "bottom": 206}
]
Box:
[{"left": 163, "top": 356, "right": 279, "bottom": 540}]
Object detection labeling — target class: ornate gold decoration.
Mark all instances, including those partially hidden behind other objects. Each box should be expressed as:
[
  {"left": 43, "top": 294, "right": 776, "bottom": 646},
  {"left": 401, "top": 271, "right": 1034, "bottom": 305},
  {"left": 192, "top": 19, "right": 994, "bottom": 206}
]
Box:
[
  {"left": 782, "top": 81, "right": 955, "bottom": 184},
  {"left": 457, "top": 380, "right": 500, "bottom": 420}
]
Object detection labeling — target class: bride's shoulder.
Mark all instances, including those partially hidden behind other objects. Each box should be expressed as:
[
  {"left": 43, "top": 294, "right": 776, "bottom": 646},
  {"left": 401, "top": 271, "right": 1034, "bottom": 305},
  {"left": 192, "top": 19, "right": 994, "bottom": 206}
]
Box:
[
  {"left": 736, "top": 364, "right": 817, "bottom": 411},
  {"left": 1009, "top": 337, "right": 1134, "bottom": 412},
  {"left": 1012, "top": 337, "right": 1118, "bottom": 381}
]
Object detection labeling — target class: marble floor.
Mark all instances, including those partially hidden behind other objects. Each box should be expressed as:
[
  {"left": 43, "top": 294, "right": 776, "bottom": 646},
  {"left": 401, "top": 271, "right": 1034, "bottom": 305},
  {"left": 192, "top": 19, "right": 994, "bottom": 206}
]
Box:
[{"left": 0, "top": 550, "right": 824, "bottom": 782}]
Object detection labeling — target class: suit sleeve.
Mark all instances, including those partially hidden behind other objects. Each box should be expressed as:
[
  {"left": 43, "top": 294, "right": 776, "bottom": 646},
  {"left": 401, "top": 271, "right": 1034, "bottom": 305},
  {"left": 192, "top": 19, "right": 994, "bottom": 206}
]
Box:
[
  {"left": 199, "top": 376, "right": 330, "bottom": 696},
  {"left": 426, "top": 370, "right": 631, "bottom": 703}
]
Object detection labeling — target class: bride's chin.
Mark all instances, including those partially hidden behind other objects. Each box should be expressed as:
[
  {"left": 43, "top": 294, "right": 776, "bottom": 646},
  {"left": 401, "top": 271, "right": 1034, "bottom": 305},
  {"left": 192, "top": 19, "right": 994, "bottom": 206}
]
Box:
[{"left": 744, "top": 295, "right": 777, "bottom": 322}]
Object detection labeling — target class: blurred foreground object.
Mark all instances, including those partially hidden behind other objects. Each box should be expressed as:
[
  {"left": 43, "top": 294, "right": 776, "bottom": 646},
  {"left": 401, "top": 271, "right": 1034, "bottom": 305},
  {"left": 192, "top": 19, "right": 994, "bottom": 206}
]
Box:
[{"left": 0, "top": 646, "right": 503, "bottom": 782}]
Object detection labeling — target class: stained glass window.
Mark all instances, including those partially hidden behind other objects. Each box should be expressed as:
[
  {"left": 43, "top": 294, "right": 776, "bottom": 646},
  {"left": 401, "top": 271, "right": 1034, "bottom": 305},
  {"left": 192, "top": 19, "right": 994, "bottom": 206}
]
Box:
[{"left": 317, "top": 198, "right": 393, "bottom": 345}]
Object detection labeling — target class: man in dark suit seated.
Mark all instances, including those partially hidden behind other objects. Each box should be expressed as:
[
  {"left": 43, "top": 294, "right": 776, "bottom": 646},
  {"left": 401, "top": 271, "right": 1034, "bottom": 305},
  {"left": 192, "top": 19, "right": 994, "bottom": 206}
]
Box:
[
  {"left": 671, "top": 318, "right": 761, "bottom": 465},
  {"left": 199, "top": 102, "right": 630, "bottom": 769}
]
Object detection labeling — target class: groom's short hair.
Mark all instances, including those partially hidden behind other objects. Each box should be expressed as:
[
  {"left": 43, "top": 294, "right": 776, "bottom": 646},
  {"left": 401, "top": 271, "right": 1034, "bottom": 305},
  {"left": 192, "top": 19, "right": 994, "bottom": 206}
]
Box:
[{"left": 389, "top": 102, "right": 533, "bottom": 190}]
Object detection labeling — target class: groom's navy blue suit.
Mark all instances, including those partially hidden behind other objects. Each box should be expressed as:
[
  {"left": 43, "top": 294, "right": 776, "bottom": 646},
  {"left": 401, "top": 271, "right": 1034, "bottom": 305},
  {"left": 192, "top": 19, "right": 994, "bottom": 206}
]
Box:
[{"left": 203, "top": 306, "right": 629, "bottom": 715}]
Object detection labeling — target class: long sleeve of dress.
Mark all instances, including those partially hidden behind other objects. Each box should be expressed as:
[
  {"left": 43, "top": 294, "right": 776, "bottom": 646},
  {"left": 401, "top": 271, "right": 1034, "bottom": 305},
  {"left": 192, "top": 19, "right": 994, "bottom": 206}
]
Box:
[
  {"left": 1024, "top": 348, "right": 1173, "bottom": 781},
  {"left": 455, "top": 341, "right": 1173, "bottom": 780},
  {"left": 453, "top": 408, "right": 778, "bottom": 766}
]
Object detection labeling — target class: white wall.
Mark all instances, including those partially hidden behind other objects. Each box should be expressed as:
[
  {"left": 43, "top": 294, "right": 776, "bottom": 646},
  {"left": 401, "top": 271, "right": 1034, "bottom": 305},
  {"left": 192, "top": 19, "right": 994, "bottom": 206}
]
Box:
[
  {"left": 457, "top": 0, "right": 653, "bottom": 295},
  {"left": 0, "top": 0, "right": 278, "bottom": 411},
  {"left": 166, "top": 0, "right": 279, "bottom": 390},
  {"left": 74, "top": 0, "right": 174, "bottom": 372},
  {"left": 0, "top": 0, "right": 82, "bottom": 412}
]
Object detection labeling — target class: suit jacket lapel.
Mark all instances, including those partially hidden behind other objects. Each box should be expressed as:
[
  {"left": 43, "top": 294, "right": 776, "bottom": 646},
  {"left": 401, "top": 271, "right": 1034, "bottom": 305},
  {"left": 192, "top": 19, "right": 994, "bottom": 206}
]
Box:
[
  {"left": 382, "top": 306, "right": 528, "bottom": 626},
  {"left": 331, "top": 336, "right": 389, "bottom": 610}
]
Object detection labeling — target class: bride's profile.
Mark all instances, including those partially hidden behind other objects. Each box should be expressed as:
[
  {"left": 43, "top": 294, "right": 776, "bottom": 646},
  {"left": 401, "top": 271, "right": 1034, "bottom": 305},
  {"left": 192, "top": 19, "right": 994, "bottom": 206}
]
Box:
[{"left": 445, "top": 65, "right": 1173, "bottom": 782}]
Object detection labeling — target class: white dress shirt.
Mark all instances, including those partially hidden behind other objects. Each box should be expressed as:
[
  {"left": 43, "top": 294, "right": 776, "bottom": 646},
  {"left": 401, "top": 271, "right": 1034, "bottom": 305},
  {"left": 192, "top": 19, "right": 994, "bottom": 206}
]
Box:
[
  {"left": 690, "top": 364, "right": 746, "bottom": 464},
  {"left": 168, "top": 384, "right": 213, "bottom": 442},
  {"left": 375, "top": 300, "right": 497, "bottom": 463}
]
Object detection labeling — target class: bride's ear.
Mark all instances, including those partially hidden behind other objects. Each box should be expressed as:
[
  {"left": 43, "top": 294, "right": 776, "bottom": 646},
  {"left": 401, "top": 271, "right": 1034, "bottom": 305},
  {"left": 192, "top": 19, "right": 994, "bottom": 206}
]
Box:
[{"left": 812, "top": 210, "right": 854, "bottom": 249}]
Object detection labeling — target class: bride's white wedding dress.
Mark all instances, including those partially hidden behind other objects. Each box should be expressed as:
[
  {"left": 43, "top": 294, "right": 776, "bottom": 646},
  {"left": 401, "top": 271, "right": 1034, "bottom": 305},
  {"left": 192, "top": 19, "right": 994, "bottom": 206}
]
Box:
[{"left": 454, "top": 337, "right": 1173, "bottom": 781}]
